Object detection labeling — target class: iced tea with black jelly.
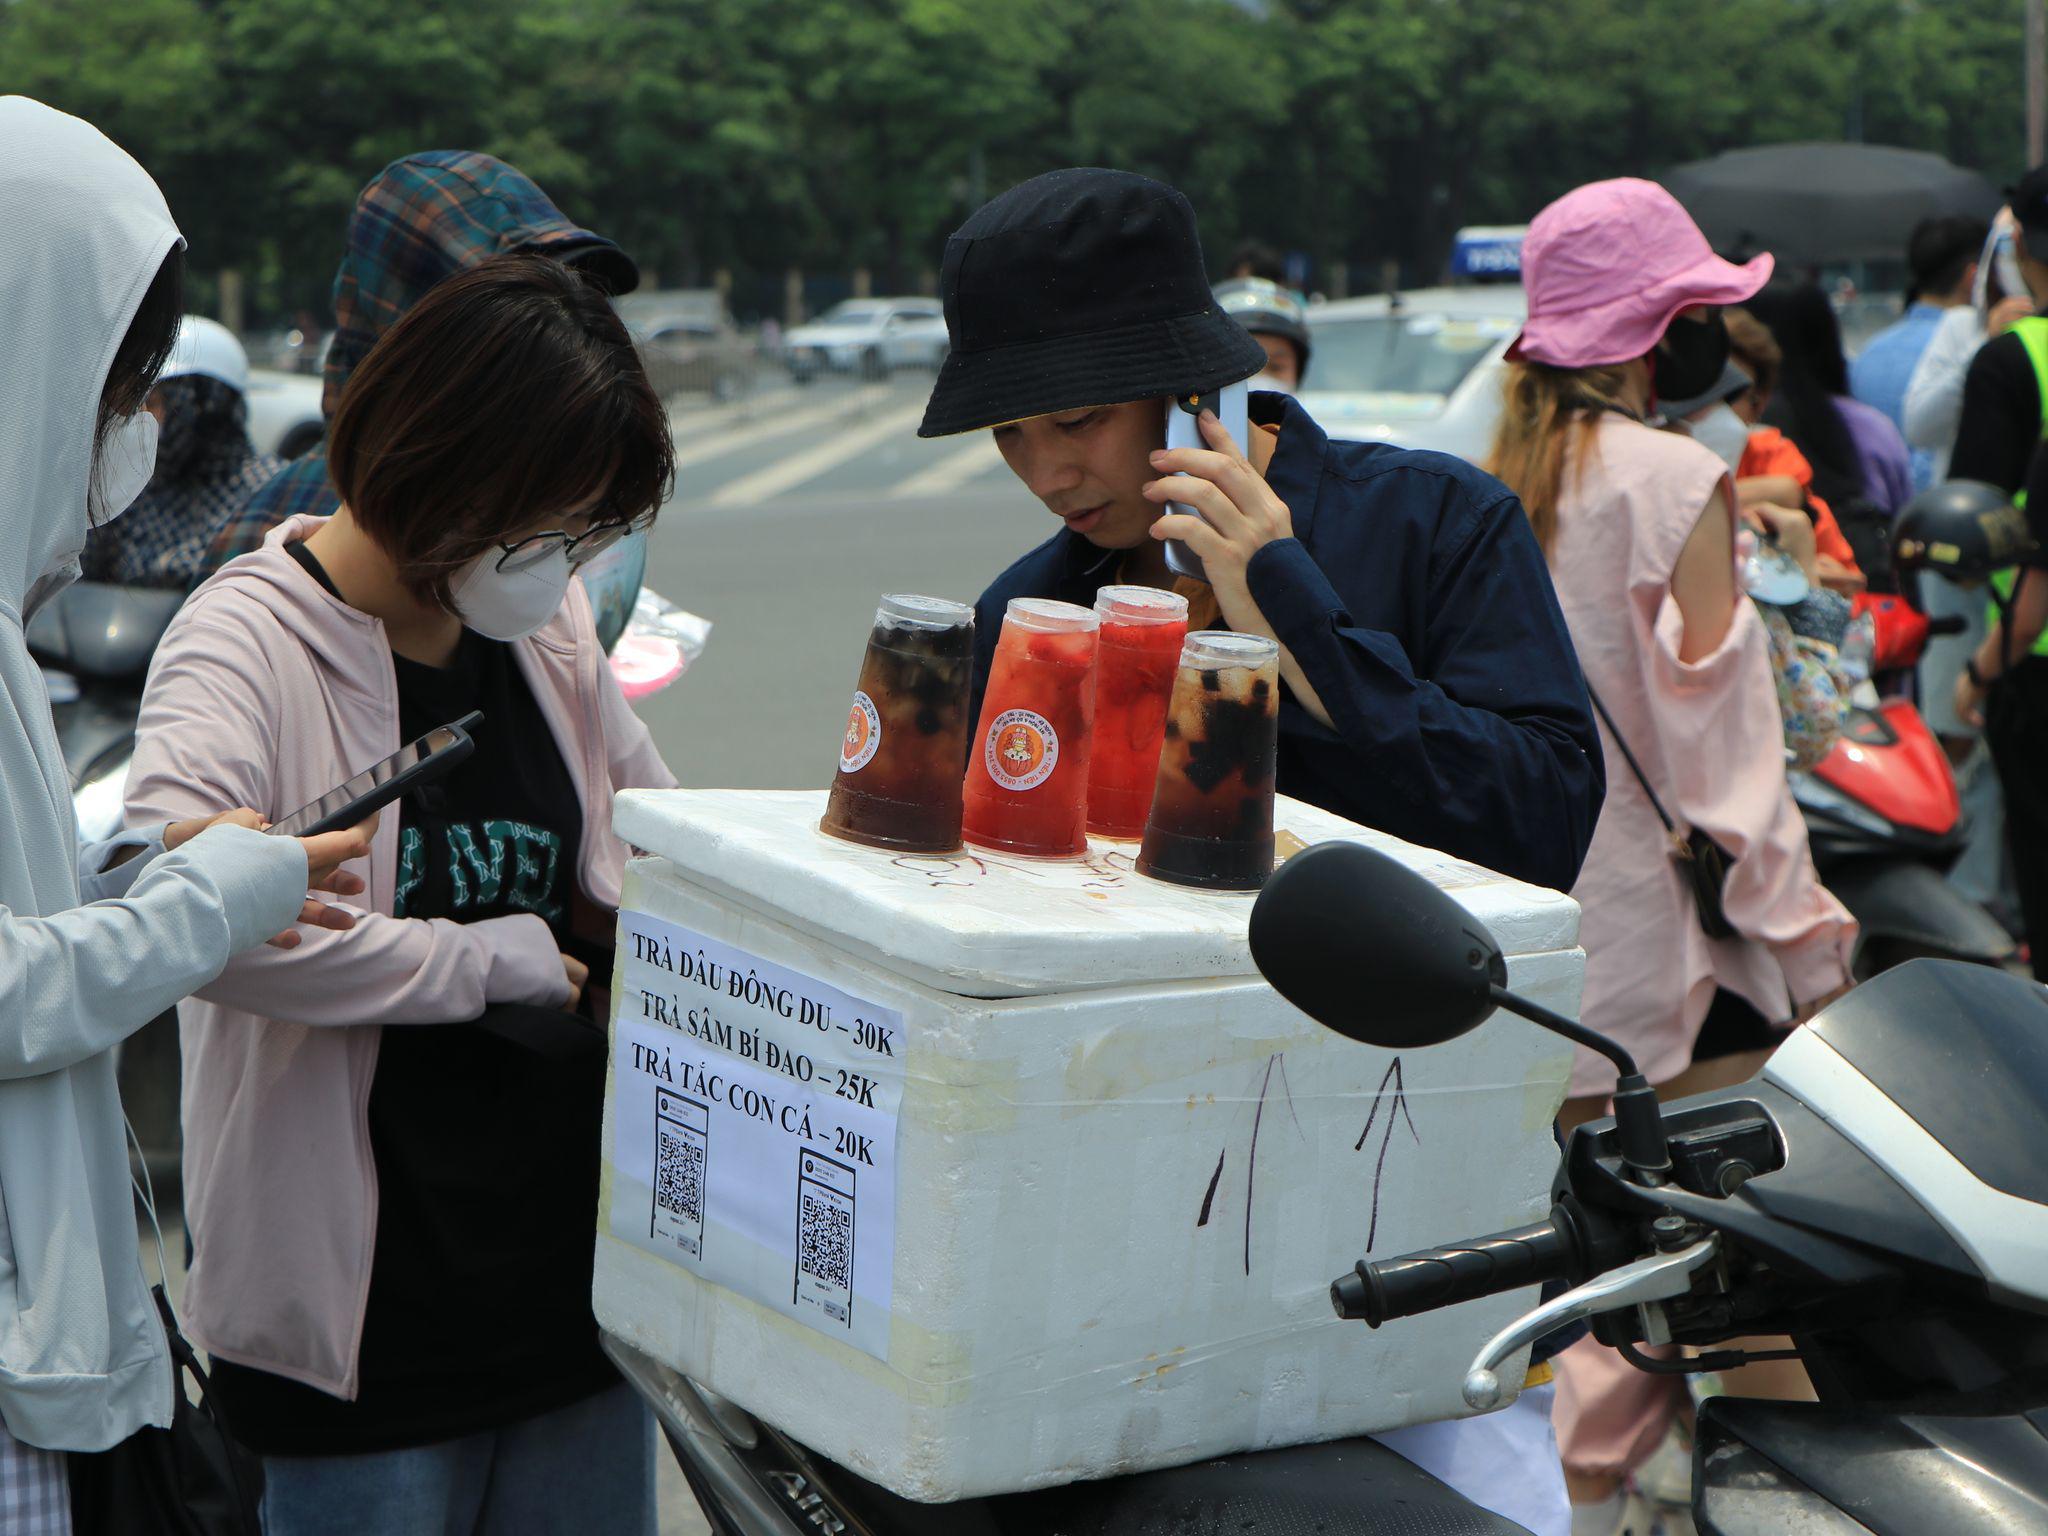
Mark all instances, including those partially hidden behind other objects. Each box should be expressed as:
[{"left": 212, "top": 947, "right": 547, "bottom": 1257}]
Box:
[
  {"left": 1087, "top": 585, "right": 1189, "bottom": 839},
  {"left": 961, "top": 598, "right": 1100, "bottom": 857},
  {"left": 1137, "top": 632, "right": 1282, "bottom": 890},
  {"left": 821, "top": 594, "right": 975, "bottom": 852}
]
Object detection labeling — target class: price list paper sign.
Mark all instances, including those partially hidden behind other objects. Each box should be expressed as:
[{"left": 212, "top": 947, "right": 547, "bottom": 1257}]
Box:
[{"left": 609, "top": 909, "right": 902, "bottom": 1360}]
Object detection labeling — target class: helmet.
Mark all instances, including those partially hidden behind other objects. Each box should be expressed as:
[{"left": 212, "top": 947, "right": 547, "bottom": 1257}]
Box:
[
  {"left": 1214, "top": 277, "right": 1310, "bottom": 373},
  {"left": 160, "top": 316, "right": 250, "bottom": 394},
  {"left": 1893, "top": 480, "right": 2038, "bottom": 582}
]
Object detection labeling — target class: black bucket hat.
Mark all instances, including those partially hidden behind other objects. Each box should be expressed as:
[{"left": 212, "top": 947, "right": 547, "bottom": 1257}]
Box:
[{"left": 918, "top": 168, "right": 1267, "bottom": 438}]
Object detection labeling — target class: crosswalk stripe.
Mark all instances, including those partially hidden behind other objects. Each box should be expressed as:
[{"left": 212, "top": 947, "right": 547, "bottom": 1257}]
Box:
[
  {"left": 888, "top": 434, "right": 1003, "bottom": 499},
  {"left": 665, "top": 384, "right": 798, "bottom": 439},
  {"left": 704, "top": 399, "right": 932, "bottom": 508},
  {"left": 669, "top": 386, "right": 887, "bottom": 474}
]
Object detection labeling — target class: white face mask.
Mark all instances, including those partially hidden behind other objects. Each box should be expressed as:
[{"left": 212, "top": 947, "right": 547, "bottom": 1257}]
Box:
[
  {"left": 92, "top": 410, "right": 160, "bottom": 524},
  {"left": 1253, "top": 369, "right": 1296, "bottom": 397},
  {"left": 451, "top": 542, "right": 572, "bottom": 641},
  {"left": 1687, "top": 403, "right": 1750, "bottom": 476}
]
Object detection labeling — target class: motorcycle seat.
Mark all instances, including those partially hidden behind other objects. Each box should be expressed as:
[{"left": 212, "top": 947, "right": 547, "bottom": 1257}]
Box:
[{"left": 820, "top": 1433, "right": 1535, "bottom": 1535}]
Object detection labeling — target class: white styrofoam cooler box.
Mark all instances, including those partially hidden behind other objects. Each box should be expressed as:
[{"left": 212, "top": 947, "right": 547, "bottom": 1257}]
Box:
[{"left": 594, "top": 788, "right": 1579, "bottom": 1502}]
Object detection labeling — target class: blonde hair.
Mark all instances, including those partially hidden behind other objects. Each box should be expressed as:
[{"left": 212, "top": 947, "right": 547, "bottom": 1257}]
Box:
[{"left": 1484, "top": 361, "right": 1637, "bottom": 556}]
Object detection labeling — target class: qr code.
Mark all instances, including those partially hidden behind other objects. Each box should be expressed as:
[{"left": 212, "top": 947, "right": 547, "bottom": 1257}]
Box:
[
  {"left": 656, "top": 1128, "right": 704, "bottom": 1223},
  {"left": 798, "top": 1192, "right": 852, "bottom": 1291}
]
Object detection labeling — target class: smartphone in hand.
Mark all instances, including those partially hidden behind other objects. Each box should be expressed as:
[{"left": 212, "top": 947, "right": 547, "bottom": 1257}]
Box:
[
  {"left": 1161, "top": 379, "right": 1250, "bottom": 581},
  {"left": 266, "top": 712, "right": 483, "bottom": 838}
]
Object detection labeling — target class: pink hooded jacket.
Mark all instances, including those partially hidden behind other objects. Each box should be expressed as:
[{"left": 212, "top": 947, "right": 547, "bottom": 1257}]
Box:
[{"left": 125, "top": 515, "right": 676, "bottom": 1398}]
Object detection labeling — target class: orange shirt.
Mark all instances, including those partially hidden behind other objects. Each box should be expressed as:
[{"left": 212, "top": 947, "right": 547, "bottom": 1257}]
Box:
[{"left": 1738, "top": 426, "right": 1860, "bottom": 572}]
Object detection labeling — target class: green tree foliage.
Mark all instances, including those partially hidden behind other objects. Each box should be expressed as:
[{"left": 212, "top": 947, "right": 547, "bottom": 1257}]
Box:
[{"left": 0, "top": 0, "right": 2029, "bottom": 321}]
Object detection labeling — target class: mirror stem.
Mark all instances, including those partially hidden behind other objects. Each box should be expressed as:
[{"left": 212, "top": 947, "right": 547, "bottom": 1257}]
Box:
[{"left": 1489, "top": 985, "right": 1672, "bottom": 1186}]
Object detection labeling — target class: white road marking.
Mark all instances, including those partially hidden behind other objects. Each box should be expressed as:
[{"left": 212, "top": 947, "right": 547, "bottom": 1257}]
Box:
[
  {"left": 704, "top": 399, "right": 932, "bottom": 508},
  {"left": 665, "top": 384, "right": 798, "bottom": 437},
  {"left": 888, "top": 434, "right": 1003, "bottom": 499},
  {"left": 669, "top": 386, "right": 888, "bottom": 474}
]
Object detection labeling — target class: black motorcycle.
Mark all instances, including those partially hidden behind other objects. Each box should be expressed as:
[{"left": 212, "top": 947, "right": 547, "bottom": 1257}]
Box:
[{"left": 1267, "top": 840, "right": 2048, "bottom": 1534}]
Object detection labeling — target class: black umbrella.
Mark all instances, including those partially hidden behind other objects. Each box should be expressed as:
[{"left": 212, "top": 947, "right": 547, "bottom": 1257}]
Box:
[{"left": 1662, "top": 142, "right": 2000, "bottom": 265}]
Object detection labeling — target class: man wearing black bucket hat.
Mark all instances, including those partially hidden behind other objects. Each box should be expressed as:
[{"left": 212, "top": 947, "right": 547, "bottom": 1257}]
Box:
[{"left": 928, "top": 169, "right": 1603, "bottom": 894}]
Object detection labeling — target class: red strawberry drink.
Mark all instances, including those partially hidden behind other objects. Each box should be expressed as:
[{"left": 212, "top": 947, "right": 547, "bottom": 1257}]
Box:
[
  {"left": 821, "top": 594, "right": 976, "bottom": 852},
  {"left": 962, "top": 598, "right": 1100, "bottom": 857},
  {"left": 1137, "top": 632, "right": 1282, "bottom": 890},
  {"left": 1086, "top": 585, "right": 1189, "bottom": 839}
]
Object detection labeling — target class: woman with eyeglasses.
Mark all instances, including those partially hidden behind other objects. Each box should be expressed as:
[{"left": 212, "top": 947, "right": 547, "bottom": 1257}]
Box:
[{"left": 124, "top": 253, "right": 677, "bottom": 1535}]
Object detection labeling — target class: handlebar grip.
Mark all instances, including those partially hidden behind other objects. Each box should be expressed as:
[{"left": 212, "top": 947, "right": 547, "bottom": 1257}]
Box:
[
  {"left": 1333, "top": 1217, "right": 1570, "bottom": 1326},
  {"left": 1924, "top": 615, "right": 1970, "bottom": 637}
]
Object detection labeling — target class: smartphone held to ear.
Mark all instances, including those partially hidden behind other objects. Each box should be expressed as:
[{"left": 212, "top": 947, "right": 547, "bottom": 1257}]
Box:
[
  {"left": 265, "top": 711, "right": 483, "bottom": 838},
  {"left": 1161, "top": 380, "right": 1249, "bottom": 581}
]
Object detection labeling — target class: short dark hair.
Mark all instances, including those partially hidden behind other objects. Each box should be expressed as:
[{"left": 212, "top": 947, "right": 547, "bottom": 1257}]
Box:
[
  {"left": 328, "top": 253, "right": 674, "bottom": 608},
  {"left": 1906, "top": 215, "right": 1989, "bottom": 303},
  {"left": 1228, "top": 239, "right": 1287, "bottom": 285},
  {"left": 95, "top": 247, "right": 184, "bottom": 523}
]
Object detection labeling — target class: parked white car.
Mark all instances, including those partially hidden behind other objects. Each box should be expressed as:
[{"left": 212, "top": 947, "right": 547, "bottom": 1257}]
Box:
[
  {"left": 784, "top": 297, "right": 948, "bottom": 381},
  {"left": 1298, "top": 286, "right": 1525, "bottom": 465},
  {"left": 244, "top": 364, "right": 326, "bottom": 460}
]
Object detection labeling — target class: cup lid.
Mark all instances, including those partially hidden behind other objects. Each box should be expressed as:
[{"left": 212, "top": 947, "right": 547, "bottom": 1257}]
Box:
[
  {"left": 1094, "top": 584, "right": 1190, "bottom": 625},
  {"left": 1005, "top": 597, "right": 1100, "bottom": 633},
  {"left": 1181, "top": 630, "right": 1279, "bottom": 668},
  {"left": 877, "top": 593, "right": 975, "bottom": 630}
]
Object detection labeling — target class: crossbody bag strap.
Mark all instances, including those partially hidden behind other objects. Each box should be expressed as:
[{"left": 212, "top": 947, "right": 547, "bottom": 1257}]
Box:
[{"left": 1584, "top": 683, "right": 1679, "bottom": 838}]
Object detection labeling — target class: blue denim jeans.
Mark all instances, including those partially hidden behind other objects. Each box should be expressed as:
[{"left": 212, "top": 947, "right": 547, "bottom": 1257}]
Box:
[{"left": 259, "top": 1382, "right": 656, "bottom": 1536}]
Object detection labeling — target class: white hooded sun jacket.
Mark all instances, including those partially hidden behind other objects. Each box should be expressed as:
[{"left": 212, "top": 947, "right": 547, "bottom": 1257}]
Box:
[{"left": 0, "top": 98, "right": 311, "bottom": 1452}]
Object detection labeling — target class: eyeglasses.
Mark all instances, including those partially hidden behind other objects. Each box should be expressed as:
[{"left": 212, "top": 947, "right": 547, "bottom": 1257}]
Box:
[{"left": 491, "top": 515, "right": 648, "bottom": 575}]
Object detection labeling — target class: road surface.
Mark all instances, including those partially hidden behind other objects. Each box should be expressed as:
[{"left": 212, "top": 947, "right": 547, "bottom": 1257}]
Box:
[{"left": 636, "top": 372, "right": 1046, "bottom": 790}]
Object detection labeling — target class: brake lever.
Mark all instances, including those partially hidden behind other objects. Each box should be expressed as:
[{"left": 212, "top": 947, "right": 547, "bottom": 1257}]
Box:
[{"left": 1460, "top": 1236, "right": 1719, "bottom": 1410}]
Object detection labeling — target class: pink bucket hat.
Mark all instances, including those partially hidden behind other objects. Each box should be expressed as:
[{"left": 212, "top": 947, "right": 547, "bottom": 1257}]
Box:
[{"left": 1512, "top": 177, "right": 1773, "bottom": 368}]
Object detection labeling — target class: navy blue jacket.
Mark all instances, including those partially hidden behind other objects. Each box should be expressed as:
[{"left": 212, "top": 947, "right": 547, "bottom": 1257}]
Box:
[{"left": 970, "top": 394, "right": 1604, "bottom": 892}]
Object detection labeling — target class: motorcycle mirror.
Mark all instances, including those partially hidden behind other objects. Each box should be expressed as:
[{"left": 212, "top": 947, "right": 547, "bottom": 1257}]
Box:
[{"left": 1249, "top": 841, "right": 1506, "bottom": 1049}]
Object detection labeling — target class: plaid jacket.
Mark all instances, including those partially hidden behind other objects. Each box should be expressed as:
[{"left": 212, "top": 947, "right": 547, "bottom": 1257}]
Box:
[{"left": 208, "top": 151, "right": 634, "bottom": 568}]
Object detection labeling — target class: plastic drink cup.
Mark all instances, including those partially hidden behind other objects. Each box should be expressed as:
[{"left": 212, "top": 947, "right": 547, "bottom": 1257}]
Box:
[
  {"left": 1086, "top": 586, "right": 1189, "bottom": 839},
  {"left": 1137, "top": 632, "right": 1282, "bottom": 891},
  {"left": 961, "top": 598, "right": 1101, "bottom": 857},
  {"left": 821, "top": 594, "right": 976, "bottom": 853}
]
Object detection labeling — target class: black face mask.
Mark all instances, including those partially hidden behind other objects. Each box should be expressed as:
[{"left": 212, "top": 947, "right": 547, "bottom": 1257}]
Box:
[{"left": 1653, "top": 312, "right": 1730, "bottom": 403}]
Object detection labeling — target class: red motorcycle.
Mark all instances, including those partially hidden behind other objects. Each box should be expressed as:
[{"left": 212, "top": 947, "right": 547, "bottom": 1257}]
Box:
[{"left": 1791, "top": 489, "right": 2019, "bottom": 978}]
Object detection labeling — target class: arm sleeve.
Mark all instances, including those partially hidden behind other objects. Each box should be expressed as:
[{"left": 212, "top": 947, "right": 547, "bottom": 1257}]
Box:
[
  {"left": 124, "top": 618, "right": 571, "bottom": 1026},
  {"left": 76, "top": 822, "right": 171, "bottom": 904},
  {"left": 1902, "top": 310, "right": 1978, "bottom": 451},
  {"left": 1947, "top": 334, "right": 2041, "bottom": 493},
  {"left": 1758, "top": 598, "right": 1852, "bottom": 772},
  {"left": 1879, "top": 431, "right": 1916, "bottom": 515},
  {"left": 1245, "top": 494, "right": 1602, "bottom": 892},
  {"left": 0, "top": 823, "right": 307, "bottom": 1079},
  {"left": 1643, "top": 591, "right": 1853, "bottom": 1003}
]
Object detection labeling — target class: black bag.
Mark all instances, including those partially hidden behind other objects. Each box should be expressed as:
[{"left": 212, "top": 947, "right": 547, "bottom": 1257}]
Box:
[
  {"left": 68, "top": 1289, "right": 264, "bottom": 1536},
  {"left": 67, "top": 1131, "right": 263, "bottom": 1536},
  {"left": 1587, "top": 685, "right": 1738, "bottom": 940}
]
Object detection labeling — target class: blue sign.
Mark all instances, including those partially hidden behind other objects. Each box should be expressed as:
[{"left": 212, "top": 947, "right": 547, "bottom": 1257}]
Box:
[{"left": 1450, "top": 231, "right": 1524, "bottom": 280}]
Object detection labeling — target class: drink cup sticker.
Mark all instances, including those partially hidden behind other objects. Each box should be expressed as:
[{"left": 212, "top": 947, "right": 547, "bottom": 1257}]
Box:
[
  {"left": 985, "top": 708, "right": 1059, "bottom": 791},
  {"left": 840, "top": 691, "right": 881, "bottom": 773}
]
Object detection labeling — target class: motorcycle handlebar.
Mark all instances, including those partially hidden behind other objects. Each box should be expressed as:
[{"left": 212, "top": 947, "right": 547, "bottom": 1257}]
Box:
[{"left": 1333, "top": 1216, "right": 1572, "bottom": 1326}]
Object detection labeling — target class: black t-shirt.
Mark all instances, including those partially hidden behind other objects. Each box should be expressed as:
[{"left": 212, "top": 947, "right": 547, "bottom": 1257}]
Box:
[
  {"left": 1949, "top": 330, "right": 2042, "bottom": 495},
  {"left": 211, "top": 543, "right": 614, "bottom": 1455},
  {"left": 2024, "top": 441, "right": 2048, "bottom": 549}
]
